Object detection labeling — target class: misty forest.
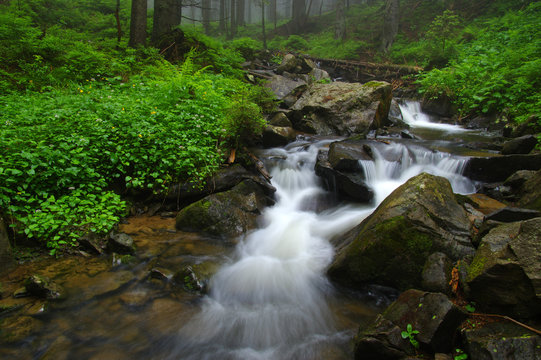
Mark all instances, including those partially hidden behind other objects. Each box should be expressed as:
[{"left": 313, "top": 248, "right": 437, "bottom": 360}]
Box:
[{"left": 1, "top": 0, "right": 540, "bottom": 359}]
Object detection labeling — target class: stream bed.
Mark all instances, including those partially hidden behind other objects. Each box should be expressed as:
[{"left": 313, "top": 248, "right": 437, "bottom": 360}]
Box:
[{"left": 0, "top": 102, "right": 496, "bottom": 359}]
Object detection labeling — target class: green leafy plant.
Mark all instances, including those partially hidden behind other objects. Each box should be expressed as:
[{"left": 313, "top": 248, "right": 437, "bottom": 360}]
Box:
[
  {"left": 401, "top": 323, "right": 420, "bottom": 349},
  {"left": 454, "top": 348, "right": 468, "bottom": 360},
  {"left": 465, "top": 302, "right": 476, "bottom": 313}
]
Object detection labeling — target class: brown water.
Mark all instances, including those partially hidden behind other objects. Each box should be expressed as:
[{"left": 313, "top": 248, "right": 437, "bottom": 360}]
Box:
[{"left": 0, "top": 216, "right": 385, "bottom": 359}]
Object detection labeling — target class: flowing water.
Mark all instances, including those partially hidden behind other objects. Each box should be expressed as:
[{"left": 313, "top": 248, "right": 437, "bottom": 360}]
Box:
[{"left": 0, "top": 102, "right": 485, "bottom": 359}]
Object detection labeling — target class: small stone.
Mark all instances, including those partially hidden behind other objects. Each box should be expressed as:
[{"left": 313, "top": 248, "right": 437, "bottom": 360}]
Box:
[
  {"left": 24, "top": 275, "right": 66, "bottom": 300},
  {"left": 108, "top": 233, "right": 136, "bottom": 255}
]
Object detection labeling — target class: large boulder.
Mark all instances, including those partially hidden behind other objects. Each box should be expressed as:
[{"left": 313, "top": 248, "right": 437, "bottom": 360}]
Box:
[
  {"left": 354, "top": 289, "right": 466, "bottom": 359},
  {"left": 264, "top": 74, "right": 307, "bottom": 108},
  {"left": 328, "top": 173, "right": 473, "bottom": 290},
  {"left": 262, "top": 125, "right": 297, "bottom": 148},
  {"left": 290, "top": 81, "right": 392, "bottom": 136},
  {"left": 276, "top": 53, "right": 315, "bottom": 75},
  {"left": 175, "top": 180, "right": 274, "bottom": 239},
  {"left": 463, "top": 153, "right": 541, "bottom": 182},
  {"left": 327, "top": 139, "right": 373, "bottom": 172},
  {"left": 516, "top": 169, "right": 541, "bottom": 211},
  {"left": 501, "top": 135, "right": 538, "bottom": 155},
  {"left": 465, "top": 217, "right": 541, "bottom": 318}
]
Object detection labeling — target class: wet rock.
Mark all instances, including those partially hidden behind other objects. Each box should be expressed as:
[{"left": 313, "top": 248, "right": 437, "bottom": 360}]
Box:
[
  {"left": 463, "top": 153, "right": 541, "bottom": 182},
  {"left": 466, "top": 218, "right": 541, "bottom": 318},
  {"left": 24, "top": 275, "right": 66, "bottom": 300},
  {"left": 268, "top": 112, "right": 292, "bottom": 127},
  {"left": 175, "top": 179, "right": 273, "bottom": 239},
  {"left": 328, "top": 139, "right": 372, "bottom": 172},
  {"left": 461, "top": 321, "right": 541, "bottom": 360},
  {"left": 78, "top": 234, "right": 105, "bottom": 254},
  {"left": 315, "top": 149, "right": 374, "bottom": 203},
  {"left": 262, "top": 125, "right": 297, "bottom": 147},
  {"left": 329, "top": 173, "right": 473, "bottom": 291},
  {"left": 384, "top": 290, "right": 466, "bottom": 353},
  {"left": 290, "top": 81, "right": 392, "bottom": 136},
  {"left": 354, "top": 314, "right": 411, "bottom": 360},
  {"left": 13, "top": 287, "right": 30, "bottom": 298},
  {"left": 501, "top": 135, "right": 538, "bottom": 155},
  {"left": 517, "top": 169, "right": 541, "bottom": 211},
  {"left": 422, "top": 252, "right": 453, "bottom": 296},
  {"left": 510, "top": 114, "right": 541, "bottom": 138},
  {"left": 354, "top": 289, "right": 466, "bottom": 358},
  {"left": 421, "top": 95, "right": 455, "bottom": 118},
  {"left": 165, "top": 164, "right": 275, "bottom": 204},
  {"left": 276, "top": 53, "right": 315, "bottom": 75},
  {"left": 485, "top": 207, "right": 540, "bottom": 223},
  {"left": 107, "top": 233, "right": 136, "bottom": 255},
  {"left": 264, "top": 74, "right": 307, "bottom": 105},
  {"left": 309, "top": 67, "right": 331, "bottom": 83},
  {"left": 149, "top": 267, "right": 175, "bottom": 281},
  {"left": 503, "top": 170, "right": 536, "bottom": 189},
  {"left": 388, "top": 99, "right": 408, "bottom": 128},
  {"left": 465, "top": 194, "right": 507, "bottom": 215}
]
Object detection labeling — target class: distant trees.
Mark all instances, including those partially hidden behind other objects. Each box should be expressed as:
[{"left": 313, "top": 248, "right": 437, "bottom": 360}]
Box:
[{"left": 291, "top": 0, "right": 307, "bottom": 33}]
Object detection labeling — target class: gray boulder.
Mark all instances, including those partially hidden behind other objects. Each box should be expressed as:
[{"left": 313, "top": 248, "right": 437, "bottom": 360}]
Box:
[
  {"left": 264, "top": 74, "right": 307, "bottom": 107},
  {"left": 328, "top": 139, "right": 372, "bottom": 172},
  {"left": 108, "top": 233, "right": 136, "bottom": 255},
  {"left": 276, "top": 53, "right": 315, "bottom": 75},
  {"left": 466, "top": 217, "right": 541, "bottom": 318},
  {"left": 315, "top": 149, "right": 373, "bottom": 203},
  {"left": 463, "top": 154, "right": 541, "bottom": 182},
  {"left": 262, "top": 125, "right": 296, "bottom": 148},
  {"left": 329, "top": 173, "right": 473, "bottom": 290},
  {"left": 290, "top": 81, "right": 392, "bottom": 136},
  {"left": 462, "top": 322, "right": 541, "bottom": 360},
  {"left": 517, "top": 169, "right": 541, "bottom": 211},
  {"left": 175, "top": 180, "right": 273, "bottom": 239},
  {"left": 268, "top": 112, "right": 292, "bottom": 127},
  {"left": 501, "top": 135, "right": 538, "bottom": 155}
]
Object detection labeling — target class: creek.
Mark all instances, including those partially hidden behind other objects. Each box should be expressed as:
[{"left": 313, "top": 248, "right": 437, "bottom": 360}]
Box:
[{"left": 0, "top": 101, "right": 492, "bottom": 359}]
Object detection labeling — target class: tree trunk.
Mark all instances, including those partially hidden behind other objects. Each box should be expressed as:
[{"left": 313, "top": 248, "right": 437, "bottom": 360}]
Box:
[
  {"left": 229, "top": 0, "right": 237, "bottom": 38},
  {"left": 129, "top": 0, "right": 147, "bottom": 47},
  {"left": 334, "top": 0, "right": 346, "bottom": 40},
  {"left": 202, "top": 0, "right": 211, "bottom": 34},
  {"left": 219, "top": 0, "right": 226, "bottom": 32},
  {"left": 237, "top": 0, "right": 245, "bottom": 26},
  {"left": 269, "top": 0, "right": 277, "bottom": 29},
  {"left": 380, "top": 0, "right": 399, "bottom": 53},
  {"left": 261, "top": 1, "right": 267, "bottom": 50},
  {"left": 152, "top": 0, "right": 182, "bottom": 44},
  {"left": 115, "top": 0, "right": 122, "bottom": 44},
  {"left": 291, "top": 0, "right": 306, "bottom": 34}
]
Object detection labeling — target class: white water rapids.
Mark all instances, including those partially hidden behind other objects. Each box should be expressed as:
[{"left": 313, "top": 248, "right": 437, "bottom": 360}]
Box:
[{"left": 169, "top": 104, "right": 477, "bottom": 359}]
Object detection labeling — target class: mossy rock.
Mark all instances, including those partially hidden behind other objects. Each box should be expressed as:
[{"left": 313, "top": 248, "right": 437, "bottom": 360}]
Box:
[{"left": 329, "top": 173, "right": 474, "bottom": 291}]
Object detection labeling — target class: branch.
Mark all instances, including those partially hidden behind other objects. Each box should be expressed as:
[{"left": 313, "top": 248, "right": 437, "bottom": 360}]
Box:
[{"left": 470, "top": 313, "right": 541, "bottom": 336}]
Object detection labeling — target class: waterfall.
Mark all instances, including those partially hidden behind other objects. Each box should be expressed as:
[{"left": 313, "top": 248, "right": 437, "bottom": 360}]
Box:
[
  {"left": 399, "top": 100, "right": 468, "bottom": 133},
  {"left": 169, "top": 141, "right": 369, "bottom": 360},
  {"left": 170, "top": 105, "right": 477, "bottom": 359}
]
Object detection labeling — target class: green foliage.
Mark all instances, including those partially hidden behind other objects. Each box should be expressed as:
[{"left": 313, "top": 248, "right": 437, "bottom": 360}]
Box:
[
  {"left": 222, "top": 91, "right": 266, "bottom": 148},
  {"left": 417, "top": 2, "right": 541, "bottom": 125},
  {"left": 226, "top": 37, "right": 263, "bottom": 61},
  {"left": 454, "top": 348, "right": 468, "bottom": 360},
  {"left": 401, "top": 323, "right": 420, "bottom": 349},
  {"left": 465, "top": 302, "right": 476, "bottom": 313}
]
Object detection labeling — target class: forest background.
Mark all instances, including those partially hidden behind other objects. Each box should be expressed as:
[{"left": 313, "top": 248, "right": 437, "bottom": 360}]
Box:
[{"left": 0, "top": 0, "right": 539, "bottom": 256}]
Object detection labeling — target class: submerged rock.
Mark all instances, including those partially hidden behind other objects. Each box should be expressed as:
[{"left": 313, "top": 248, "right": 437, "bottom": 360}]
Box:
[
  {"left": 175, "top": 179, "right": 274, "bottom": 239},
  {"left": 329, "top": 173, "right": 473, "bottom": 290},
  {"left": 290, "top": 81, "right": 392, "bottom": 136},
  {"left": 24, "top": 275, "right": 66, "bottom": 300},
  {"left": 466, "top": 217, "right": 541, "bottom": 318}
]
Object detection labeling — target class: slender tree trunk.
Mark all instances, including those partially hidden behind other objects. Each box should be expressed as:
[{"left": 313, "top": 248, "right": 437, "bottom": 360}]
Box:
[
  {"left": 229, "top": 0, "right": 237, "bottom": 38},
  {"left": 334, "top": 0, "right": 346, "bottom": 40},
  {"left": 129, "top": 0, "right": 147, "bottom": 47},
  {"left": 219, "top": 0, "right": 226, "bottom": 32},
  {"left": 115, "top": 0, "right": 122, "bottom": 43},
  {"left": 269, "top": 0, "right": 277, "bottom": 29},
  {"left": 380, "top": 0, "right": 399, "bottom": 53},
  {"left": 202, "top": 0, "right": 211, "bottom": 33},
  {"left": 261, "top": 1, "right": 267, "bottom": 49}
]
